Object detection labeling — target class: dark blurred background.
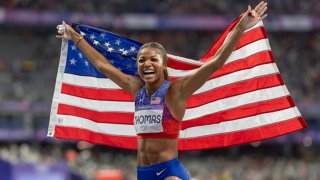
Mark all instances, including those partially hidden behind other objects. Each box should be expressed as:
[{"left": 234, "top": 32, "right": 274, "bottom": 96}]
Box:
[{"left": 0, "top": 0, "right": 319, "bottom": 179}]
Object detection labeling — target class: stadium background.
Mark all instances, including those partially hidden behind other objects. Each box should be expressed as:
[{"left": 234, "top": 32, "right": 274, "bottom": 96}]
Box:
[{"left": 0, "top": 0, "right": 319, "bottom": 179}]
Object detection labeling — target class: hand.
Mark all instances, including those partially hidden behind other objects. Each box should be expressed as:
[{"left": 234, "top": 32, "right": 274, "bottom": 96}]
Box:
[
  {"left": 239, "top": 1, "right": 268, "bottom": 31},
  {"left": 56, "top": 21, "right": 73, "bottom": 39}
]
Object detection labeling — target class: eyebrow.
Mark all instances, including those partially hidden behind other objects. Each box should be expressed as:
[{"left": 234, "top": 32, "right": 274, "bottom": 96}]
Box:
[{"left": 138, "top": 55, "right": 157, "bottom": 59}]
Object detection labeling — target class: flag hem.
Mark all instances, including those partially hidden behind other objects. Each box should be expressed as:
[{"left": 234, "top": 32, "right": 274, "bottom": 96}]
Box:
[{"left": 47, "top": 39, "right": 69, "bottom": 137}]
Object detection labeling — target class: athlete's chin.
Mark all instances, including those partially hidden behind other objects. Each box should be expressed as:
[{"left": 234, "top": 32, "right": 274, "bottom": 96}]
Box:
[
  {"left": 143, "top": 77, "right": 158, "bottom": 84},
  {"left": 143, "top": 79, "right": 157, "bottom": 84}
]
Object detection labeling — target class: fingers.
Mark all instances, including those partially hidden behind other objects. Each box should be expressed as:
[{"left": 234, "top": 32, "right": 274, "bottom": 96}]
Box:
[
  {"left": 56, "top": 21, "right": 69, "bottom": 39},
  {"left": 258, "top": 6, "right": 268, "bottom": 17},
  {"left": 56, "top": 35, "right": 64, "bottom": 39},
  {"left": 259, "top": 14, "right": 268, "bottom": 21},
  {"left": 255, "top": 2, "right": 268, "bottom": 17},
  {"left": 254, "top": 1, "right": 265, "bottom": 12}
]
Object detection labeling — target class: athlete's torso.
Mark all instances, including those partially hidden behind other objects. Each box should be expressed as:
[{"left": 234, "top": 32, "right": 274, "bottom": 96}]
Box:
[
  {"left": 134, "top": 81, "right": 181, "bottom": 139},
  {"left": 134, "top": 81, "right": 180, "bottom": 166}
]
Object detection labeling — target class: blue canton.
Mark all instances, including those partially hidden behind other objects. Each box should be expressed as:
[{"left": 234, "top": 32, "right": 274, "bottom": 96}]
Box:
[{"left": 65, "top": 23, "right": 142, "bottom": 78}]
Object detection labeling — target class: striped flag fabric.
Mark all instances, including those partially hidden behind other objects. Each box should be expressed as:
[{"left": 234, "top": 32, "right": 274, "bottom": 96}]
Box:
[{"left": 48, "top": 17, "right": 307, "bottom": 150}]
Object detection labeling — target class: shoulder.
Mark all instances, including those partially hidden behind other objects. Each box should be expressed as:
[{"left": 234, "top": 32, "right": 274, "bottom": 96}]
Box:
[{"left": 166, "top": 77, "right": 188, "bottom": 101}]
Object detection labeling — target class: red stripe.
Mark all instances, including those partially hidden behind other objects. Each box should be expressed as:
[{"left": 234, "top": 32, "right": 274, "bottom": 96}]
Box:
[
  {"left": 234, "top": 27, "right": 267, "bottom": 50},
  {"left": 200, "top": 21, "right": 266, "bottom": 62},
  {"left": 54, "top": 117, "right": 306, "bottom": 151},
  {"left": 168, "top": 57, "right": 201, "bottom": 70},
  {"left": 58, "top": 74, "right": 284, "bottom": 124},
  {"left": 64, "top": 72, "right": 280, "bottom": 103},
  {"left": 200, "top": 16, "right": 241, "bottom": 62},
  {"left": 186, "top": 73, "right": 283, "bottom": 108},
  {"left": 169, "top": 51, "right": 274, "bottom": 81},
  {"left": 182, "top": 96, "right": 295, "bottom": 130},
  {"left": 211, "top": 51, "right": 274, "bottom": 79},
  {"left": 61, "top": 83, "right": 134, "bottom": 101},
  {"left": 57, "top": 96, "right": 296, "bottom": 131},
  {"left": 57, "top": 104, "right": 133, "bottom": 124},
  {"left": 62, "top": 54, "right": 275, "bottom": 102},
  {"left": 179, "top": 117, "right": 307, "bottom": 151},
  {"left": 54, "top": 126, "right": 137, "bottom": 150}
]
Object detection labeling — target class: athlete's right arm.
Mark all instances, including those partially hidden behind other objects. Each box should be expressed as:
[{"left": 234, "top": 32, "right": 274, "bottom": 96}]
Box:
[{"left": 57, "top": 21, "right": 144, "bottom": 96}]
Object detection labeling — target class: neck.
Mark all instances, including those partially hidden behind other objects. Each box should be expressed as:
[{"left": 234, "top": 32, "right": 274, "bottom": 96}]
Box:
[{"left": 145, "top": 78, "right": 166, "bottom": 96}]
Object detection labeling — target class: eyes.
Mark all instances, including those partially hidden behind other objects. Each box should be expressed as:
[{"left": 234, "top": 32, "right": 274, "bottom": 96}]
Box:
[{"left": 138, "top": 57, "right": 159, "bottom": 63}]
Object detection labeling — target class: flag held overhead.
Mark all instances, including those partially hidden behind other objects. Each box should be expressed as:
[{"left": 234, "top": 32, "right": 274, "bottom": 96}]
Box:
[{"left": 48, "top": 18, "right": 307, "bottom": 150}]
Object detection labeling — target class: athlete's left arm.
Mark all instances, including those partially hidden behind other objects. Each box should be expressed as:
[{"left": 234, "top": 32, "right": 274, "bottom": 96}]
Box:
[{"left": 175, "top": 2, "right": 268, "bottom": 100}]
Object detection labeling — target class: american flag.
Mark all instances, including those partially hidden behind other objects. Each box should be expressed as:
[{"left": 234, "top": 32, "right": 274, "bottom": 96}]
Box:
[{"left": 48, "top": 17, "right": 307, "bottom": 150}]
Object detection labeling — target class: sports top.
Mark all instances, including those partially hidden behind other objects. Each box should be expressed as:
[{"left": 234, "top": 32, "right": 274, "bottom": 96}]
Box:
[{"left": 134, "top": 81, "right": 180, "bottom": 139}]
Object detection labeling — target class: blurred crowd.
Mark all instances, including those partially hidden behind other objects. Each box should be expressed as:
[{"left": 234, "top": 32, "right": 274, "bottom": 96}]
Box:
[
  {"left": 0, "top": 1, "right": 320, "bottom": 180},
  {"left": 0, "top": 27, "right": 319, "bottom": 104},
  {"left": 1, "top": 143, "right": 320, "bottom": 180},
  {"left": 1, "top": 0, "right": 320, "bottom": 15}
]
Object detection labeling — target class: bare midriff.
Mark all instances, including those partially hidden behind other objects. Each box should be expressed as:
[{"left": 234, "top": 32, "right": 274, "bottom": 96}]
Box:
[{"left": 137, "top": 138, "right": 178, "bottom": 166}]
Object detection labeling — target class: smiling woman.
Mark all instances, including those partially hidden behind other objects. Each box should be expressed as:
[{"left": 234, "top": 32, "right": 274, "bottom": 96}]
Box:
[
  {"left": 137, "top": 42, "right": 168, "bottom": 89},
  {"left": 56, "top": 1, "right": 268, "bottom": 179}
]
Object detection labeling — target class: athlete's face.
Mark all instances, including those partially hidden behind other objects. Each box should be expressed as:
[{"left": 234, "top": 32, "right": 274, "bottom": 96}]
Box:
[{"left": 137, "top": 48, "right": 166, "bottom": 85}]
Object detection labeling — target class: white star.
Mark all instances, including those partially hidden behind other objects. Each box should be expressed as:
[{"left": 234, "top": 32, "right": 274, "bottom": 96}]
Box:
[
  {"left": 115, "top": 39, "right": 121, "bottom": 45},
  {"left": 71, "top": 45, "right": 76, "bottom": 50},
  {"left": 130, "top": 46, "right": 136, "bottom": 51},
  {"left": 107, "top": 47, "right": 114, "bottom": 52},
  {"left": 93, "top": 40, "right": 99, "bottom": 46},
  {"left": 80, "top": 31, "right": 86, "bottom": 36},
  {"left": 84, "top": 61, "right": 89, "bottom": 66},
  {"left": 90, "top": 34, "right": 95, "bottom": 39},
  {"left": 70, "top": 58, "right": 76, "bottom": 65},
  {"left": 122, "top": 50, "right": 128, "bottom": 56},
  {"left": 104, "top": 42, "right": 111, "bottom": 47},
  {"left": 78, "top": 53, "right": 83, "bottom": 58},
  {"left": 119, "top": 48, "right": 124, "bottom": 52},
  {"left": 100, "top": 33, "right": 105, "bottom": 38}
]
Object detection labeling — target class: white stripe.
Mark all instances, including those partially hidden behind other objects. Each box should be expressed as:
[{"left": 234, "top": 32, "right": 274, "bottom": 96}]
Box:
[
  {"left": 167, "top": 39, "right": 271, "bottom": 77},
  {"left": 165, "top": 22, "right": 263, "bottom": 69},
  {"left": 183, "top": 85, "right": 289, "bottom": 120},
  {"left": 180, "top": 107, "right": 300, "bottom": 138},
  {"left": 59, "top": 84, "right": 289, "bottom": 121},
  {"left": 63, "top": 63, "right": 279, "bottom": 95},
  {"left": 63, "top": 73, "right": 122, "bottom": 89},
  {"left": 194, "top": 63, "right": 278, "bottom": 94},
  {"left": 245, "top": 20, "right": 264, "bottom": 32},
  {"left": 56, "top": 106, "right": 299, "bottom": 138},
  {"left": 59, "top": 93, "right": 134, "bottom": 112},
  {"left": 226, "top": 38, "right": 270, "bottom": 64},
  {"left": 57, "top": 115, "right": 136, "bottom": 136},
  {"left": 218, "top": 21, "right": 264, "bottom": 60}
]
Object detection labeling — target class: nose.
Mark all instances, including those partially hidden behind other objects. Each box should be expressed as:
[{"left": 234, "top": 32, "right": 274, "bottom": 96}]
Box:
[{"left": 144, "top": 59, "right": 151, "bottom": 67}]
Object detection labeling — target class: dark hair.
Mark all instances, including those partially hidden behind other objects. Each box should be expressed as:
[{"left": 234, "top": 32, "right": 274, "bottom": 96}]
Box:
[{"left": 137, "top": 42, "right": 168, "bottom": 80}]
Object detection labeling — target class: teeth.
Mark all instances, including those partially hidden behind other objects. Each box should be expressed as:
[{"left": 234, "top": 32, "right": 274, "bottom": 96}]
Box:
[{"left": 144, "top": 70, "right": 155, "bottom": 73}]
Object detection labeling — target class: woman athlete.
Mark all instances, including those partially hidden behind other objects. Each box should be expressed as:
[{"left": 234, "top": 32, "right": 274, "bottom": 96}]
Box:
[{"left": 57, "top": 2, "right": 267, "bottom": 179}]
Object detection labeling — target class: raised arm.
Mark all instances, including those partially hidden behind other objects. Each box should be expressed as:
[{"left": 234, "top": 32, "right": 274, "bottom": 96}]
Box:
[
  {"left": 56, "top": 22, "right": 144, "bottom": 96},
  {"left": 173, "top": 2, "right": 268, "bottom": 100}
]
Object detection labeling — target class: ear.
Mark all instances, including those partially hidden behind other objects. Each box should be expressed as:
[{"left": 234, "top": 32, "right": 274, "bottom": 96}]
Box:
[{"left": 163, "top": 66, "right": 168, "bottom": 80}]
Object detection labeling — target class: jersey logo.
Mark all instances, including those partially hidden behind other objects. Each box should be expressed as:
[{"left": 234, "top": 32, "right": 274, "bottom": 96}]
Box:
[
  {"left": 151, "top": 97, "right": 161, "bottom": 104},
  {"left": 156, "top": 168, "right": 166, "bottom": 176}
]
